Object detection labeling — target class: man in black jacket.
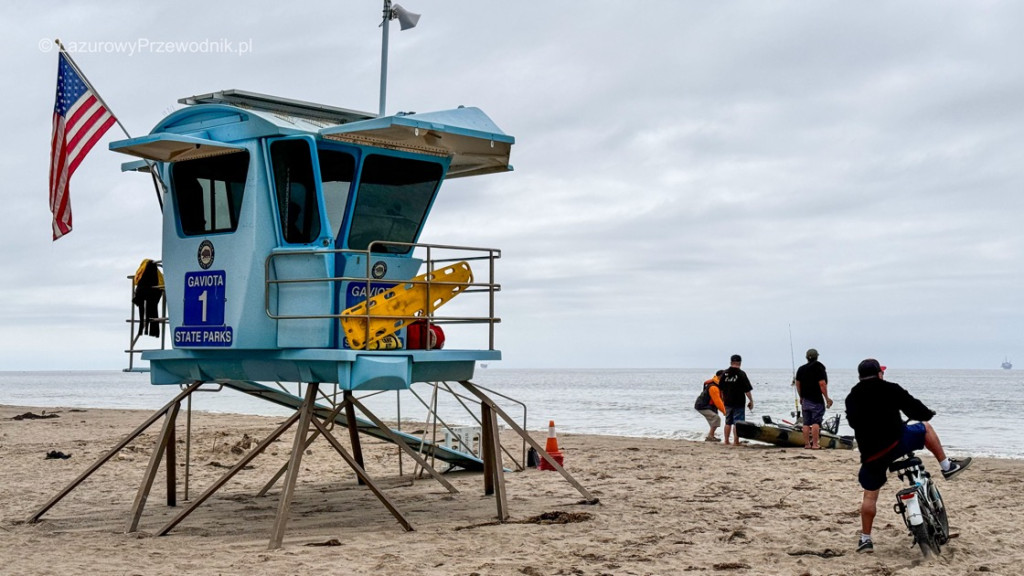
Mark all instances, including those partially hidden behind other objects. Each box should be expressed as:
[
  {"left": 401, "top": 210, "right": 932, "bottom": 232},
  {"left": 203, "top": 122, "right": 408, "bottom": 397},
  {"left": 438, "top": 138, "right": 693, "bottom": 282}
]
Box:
[{"left": 845, "top": 358, "right": 972, "bottom": 553}]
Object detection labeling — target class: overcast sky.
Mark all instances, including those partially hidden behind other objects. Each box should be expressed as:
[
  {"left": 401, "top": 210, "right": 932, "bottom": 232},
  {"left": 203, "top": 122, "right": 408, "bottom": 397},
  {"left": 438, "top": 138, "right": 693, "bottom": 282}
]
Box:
[{"left": 2, "top": 1, "right": 1022, "bottom": 371}]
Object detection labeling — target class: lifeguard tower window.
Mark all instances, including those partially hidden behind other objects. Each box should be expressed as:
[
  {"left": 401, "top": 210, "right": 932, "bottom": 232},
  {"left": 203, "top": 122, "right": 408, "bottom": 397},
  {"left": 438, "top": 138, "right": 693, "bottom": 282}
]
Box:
[
  {"left": 317, "top": 149, "right": 356, "bottom": 240},
  {"left": 172, "top": 152, "right": 249, "bottom": 236},
  {"left": 347, "top": 154, "right": 442, "bottom": 253},
  {"left": 271, "top": 139, "right": 321, "bottom": 244}
]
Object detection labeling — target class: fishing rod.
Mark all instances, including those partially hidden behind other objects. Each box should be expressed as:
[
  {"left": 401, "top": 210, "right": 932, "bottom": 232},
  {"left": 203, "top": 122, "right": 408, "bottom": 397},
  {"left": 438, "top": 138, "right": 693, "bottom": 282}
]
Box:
[{"left": 788, "top": 324, "right": 801, "bottom": 423}]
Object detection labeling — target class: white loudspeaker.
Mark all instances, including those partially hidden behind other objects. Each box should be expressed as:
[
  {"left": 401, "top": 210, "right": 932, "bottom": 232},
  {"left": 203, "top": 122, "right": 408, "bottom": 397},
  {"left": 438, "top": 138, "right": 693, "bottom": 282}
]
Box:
[{"left": 392, "top": 4, "right": 421, "bottom": 30}]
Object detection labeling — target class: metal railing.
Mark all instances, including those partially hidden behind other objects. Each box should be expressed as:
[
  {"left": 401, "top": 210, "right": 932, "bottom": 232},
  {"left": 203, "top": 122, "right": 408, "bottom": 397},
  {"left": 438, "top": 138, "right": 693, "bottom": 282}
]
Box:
[
  {"left": 123, "top": 241, "right": 501, "bottom": 369},
  {"left": 264, "top": 241, "right": 501, "bottom": 350}
]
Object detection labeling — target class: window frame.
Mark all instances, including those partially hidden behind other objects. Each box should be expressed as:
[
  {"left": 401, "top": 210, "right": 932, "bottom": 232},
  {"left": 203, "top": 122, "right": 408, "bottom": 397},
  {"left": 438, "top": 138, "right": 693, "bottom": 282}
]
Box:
[
  {"left": 314, "top": 141, "right": 361, "bottom": 244},
  {"left": 343, "top": 152, "right": 447, "bottom": 254},
  {"left": 170, "top": 150, "right": 251, "bottom": 237},
  {"left": 266, "top": 135, "right": 328, "bottom": 246}
]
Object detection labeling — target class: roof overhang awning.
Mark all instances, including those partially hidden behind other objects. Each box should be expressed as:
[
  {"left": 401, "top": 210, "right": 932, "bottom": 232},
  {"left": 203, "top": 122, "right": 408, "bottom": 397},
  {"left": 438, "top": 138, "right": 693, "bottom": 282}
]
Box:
[
  {"left": 110, "top": 133, "right": 246, "bottom": 163},
  {"left": 320, "top": 107, "right": 515, "bottom": 179}
]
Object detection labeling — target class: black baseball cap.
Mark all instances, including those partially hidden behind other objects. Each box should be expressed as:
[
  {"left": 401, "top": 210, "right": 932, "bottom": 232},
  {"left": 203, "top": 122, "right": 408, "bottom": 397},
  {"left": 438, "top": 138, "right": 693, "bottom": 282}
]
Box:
[
  {"left": 730, "top": 354, "right": 742, "bottom": 363},
  {"left": 858, "top": 358, "right": 882, "bottom": 377}
]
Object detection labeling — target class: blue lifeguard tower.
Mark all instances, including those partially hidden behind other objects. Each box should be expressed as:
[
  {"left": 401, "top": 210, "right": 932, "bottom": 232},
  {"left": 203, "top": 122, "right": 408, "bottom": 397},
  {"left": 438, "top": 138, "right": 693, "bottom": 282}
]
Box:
[
  {"left": 118, "top": 89, "right": 507, "bottom": 387},
  {"left": 30, "top": 89, "right": 594, "bottom": 548}
]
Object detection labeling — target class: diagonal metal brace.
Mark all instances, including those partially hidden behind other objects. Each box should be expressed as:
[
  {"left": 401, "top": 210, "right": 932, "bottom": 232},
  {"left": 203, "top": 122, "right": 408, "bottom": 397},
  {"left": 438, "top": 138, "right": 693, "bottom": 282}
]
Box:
[
  {"left": 459, "top": 380, "right": 598, "bottom": 504},
  {"left": 27, "top": 381, "right": 205, "bottom": 523}
]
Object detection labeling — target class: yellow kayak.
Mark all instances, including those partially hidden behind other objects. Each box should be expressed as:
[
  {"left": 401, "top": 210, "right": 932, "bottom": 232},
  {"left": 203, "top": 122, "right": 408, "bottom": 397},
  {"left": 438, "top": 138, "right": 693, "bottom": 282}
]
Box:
[{"left": 735, "top": 420, "right": 855, "bottom": 449}]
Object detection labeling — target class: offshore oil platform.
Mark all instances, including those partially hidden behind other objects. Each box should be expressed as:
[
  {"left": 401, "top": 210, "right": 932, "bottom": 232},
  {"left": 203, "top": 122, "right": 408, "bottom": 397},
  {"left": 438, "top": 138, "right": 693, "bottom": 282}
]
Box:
[{"left": 30, "top": 11, "right": 594, "bottom": 548}]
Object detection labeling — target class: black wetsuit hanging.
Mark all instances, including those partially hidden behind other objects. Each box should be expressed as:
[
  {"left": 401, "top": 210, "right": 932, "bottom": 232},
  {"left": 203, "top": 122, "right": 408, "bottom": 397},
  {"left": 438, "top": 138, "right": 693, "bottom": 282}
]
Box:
[{"left": 132, "top": 259, "right": 163, "bottom": 337}]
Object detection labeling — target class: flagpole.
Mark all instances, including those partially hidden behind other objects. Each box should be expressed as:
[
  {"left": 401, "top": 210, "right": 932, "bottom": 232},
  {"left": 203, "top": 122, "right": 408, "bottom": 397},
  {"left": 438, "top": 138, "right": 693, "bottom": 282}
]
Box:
[
  {"left": 377, "top": 2, "right": 420, "bottom": 118},
  {"left": 379, "top": 0, "right": 391, "bottom": 117},
  {"left": 54, "top": 39, "right": 164, "bottom": 211},
  {"left": 56, "top": 40, "right": 132, "bottom": 142}
]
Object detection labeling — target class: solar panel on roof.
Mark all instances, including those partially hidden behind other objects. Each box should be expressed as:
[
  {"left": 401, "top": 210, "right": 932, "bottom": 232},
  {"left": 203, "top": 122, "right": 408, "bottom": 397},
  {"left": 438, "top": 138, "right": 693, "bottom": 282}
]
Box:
[{"left": 178, "top": 89, "right": 376, "bottom": 125}]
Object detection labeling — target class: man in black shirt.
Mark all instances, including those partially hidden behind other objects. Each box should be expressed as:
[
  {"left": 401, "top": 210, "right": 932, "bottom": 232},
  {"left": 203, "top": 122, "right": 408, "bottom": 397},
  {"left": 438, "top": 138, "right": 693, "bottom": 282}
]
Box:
[
  {"left": 845, "top": 358, "right": 972, "bottom": 553},
  {"left": 794, "top": 348, "right": 832, "bottom": 449},
  {"left": 719, "top": 354, "right": 754, "bottom": 446}
]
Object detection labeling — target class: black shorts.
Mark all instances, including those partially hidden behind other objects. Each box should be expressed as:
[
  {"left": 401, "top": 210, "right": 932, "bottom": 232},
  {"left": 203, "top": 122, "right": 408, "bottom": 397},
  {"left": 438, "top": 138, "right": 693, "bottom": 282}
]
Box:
[
  {"left": 858, "top": 423, "right": 927, "bottom": 491},
  {"left": 725, "top": 406, "right": 745, "bottom": 425},
  {"left": 801, "top": 399, "right": 825, "bottom": 426}
]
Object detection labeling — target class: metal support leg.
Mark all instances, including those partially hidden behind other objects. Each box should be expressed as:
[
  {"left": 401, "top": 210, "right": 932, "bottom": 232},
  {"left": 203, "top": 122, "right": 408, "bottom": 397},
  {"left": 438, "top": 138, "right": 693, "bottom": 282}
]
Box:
[
  {"left": 347, "top": 395, "right": 458, "bottom": 494},
  {"left": 156, "top": 410, "right": 302, "bottom": 537},
  {"left": 460, "top": 381, "right": 598, "bottom": 504},
  {"left": 344, "top": 391, "right": 365, "bottom": 485},
  {"left": 269, "top": 382, "right": 319, "bottom": 549},
  {"left": 483, "top": 403, "right": 508, "bottom": 521},
  {"left": 481, "top": 403, "right": 495, "bottom": 496},
  {"left": 127, "top": 400, "right": 180, "bottom": 533},
  {"left": 184, "top": 392, "right": 192, "bottom": 501},
  {"left": 166, "top": 416, "right": 177, "bottom": 507},
  {"left": 257, "top": 400, "right": 346, "bottom": 498},
  {"left": 309, "top": 414, "right": 413, "bottom": 531}
]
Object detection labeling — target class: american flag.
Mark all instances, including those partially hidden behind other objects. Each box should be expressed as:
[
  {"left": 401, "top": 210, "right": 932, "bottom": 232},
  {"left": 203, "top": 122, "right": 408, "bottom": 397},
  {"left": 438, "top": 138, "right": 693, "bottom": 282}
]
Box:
[{"left": 49, "top": 51, "right": 117, "bottom": 240}]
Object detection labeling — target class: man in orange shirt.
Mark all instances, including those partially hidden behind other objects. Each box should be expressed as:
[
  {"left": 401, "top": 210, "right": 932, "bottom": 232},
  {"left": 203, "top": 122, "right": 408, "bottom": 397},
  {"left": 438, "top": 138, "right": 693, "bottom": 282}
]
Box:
[{"left": 694, "top": 370, "right": 726, "bottom": 442}]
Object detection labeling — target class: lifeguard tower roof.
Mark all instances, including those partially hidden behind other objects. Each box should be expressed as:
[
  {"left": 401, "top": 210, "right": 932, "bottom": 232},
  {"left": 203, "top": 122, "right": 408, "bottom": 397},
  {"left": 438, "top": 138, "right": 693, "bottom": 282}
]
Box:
[{"left": 116, "top": 89, "right": 514, "bottom": 177}]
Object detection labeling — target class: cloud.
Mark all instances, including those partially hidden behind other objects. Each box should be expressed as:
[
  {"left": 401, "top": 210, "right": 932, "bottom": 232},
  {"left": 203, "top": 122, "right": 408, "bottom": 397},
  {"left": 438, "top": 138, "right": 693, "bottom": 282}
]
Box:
[{"left": 1, "top": 2, "right": 1022, "bottom": 370}]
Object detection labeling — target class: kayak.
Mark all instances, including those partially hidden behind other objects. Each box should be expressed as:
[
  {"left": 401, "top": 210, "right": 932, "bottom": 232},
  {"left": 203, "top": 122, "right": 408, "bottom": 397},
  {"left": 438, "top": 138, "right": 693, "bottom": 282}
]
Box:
[{"left": 735, "top": 419, "right": 856, "bottom": 450}]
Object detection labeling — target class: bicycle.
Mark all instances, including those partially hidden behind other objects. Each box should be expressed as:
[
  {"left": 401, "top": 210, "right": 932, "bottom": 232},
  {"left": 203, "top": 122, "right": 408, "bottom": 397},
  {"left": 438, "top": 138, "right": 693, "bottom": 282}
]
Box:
[{"left": 889, "top": 452, "right": 950, "bottom": 557}]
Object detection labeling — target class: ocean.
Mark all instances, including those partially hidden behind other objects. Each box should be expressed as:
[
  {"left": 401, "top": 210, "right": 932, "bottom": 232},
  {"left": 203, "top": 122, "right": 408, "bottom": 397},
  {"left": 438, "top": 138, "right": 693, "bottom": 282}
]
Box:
[{"left": 1, "top": 368, "right": 1019, "bottom": 459}]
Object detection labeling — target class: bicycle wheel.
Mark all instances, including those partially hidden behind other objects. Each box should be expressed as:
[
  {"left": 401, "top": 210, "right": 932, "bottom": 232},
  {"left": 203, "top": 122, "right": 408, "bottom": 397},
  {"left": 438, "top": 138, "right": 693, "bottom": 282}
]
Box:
[
  {"left": 929, "top": 483, "right": 950, "bottom": 543},
  {"left": 918, "top": 504, "right": 943, "bottom": 556},
  {"left": 910, "top": 522, "right": 934, "bottom": 557}
]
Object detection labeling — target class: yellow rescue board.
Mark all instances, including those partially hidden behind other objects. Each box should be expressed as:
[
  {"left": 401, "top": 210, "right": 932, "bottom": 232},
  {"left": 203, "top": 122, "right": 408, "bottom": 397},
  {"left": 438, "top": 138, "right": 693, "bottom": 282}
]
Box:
[{"left": 342, "top": 261, "right": 473, "bottom": 350}]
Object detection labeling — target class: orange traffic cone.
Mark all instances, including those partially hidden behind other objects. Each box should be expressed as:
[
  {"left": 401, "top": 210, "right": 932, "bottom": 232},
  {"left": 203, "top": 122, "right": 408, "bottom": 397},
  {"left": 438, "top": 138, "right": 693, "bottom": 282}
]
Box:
[{"left": 538, "top": 420, "right": 564, "bottom": 471}]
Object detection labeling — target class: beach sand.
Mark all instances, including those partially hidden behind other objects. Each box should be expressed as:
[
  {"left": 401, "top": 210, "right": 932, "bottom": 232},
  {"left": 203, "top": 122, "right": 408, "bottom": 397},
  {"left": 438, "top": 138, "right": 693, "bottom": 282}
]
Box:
[{"left": 2, "top": 403, "right": 1022, "bottom": 576}]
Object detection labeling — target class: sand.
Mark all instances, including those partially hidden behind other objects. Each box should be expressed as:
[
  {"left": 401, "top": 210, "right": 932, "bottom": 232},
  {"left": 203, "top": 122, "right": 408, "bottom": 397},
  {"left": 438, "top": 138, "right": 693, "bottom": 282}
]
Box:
[{"left": 1, "top": 403, "right": 1022, "bottom": 576}]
